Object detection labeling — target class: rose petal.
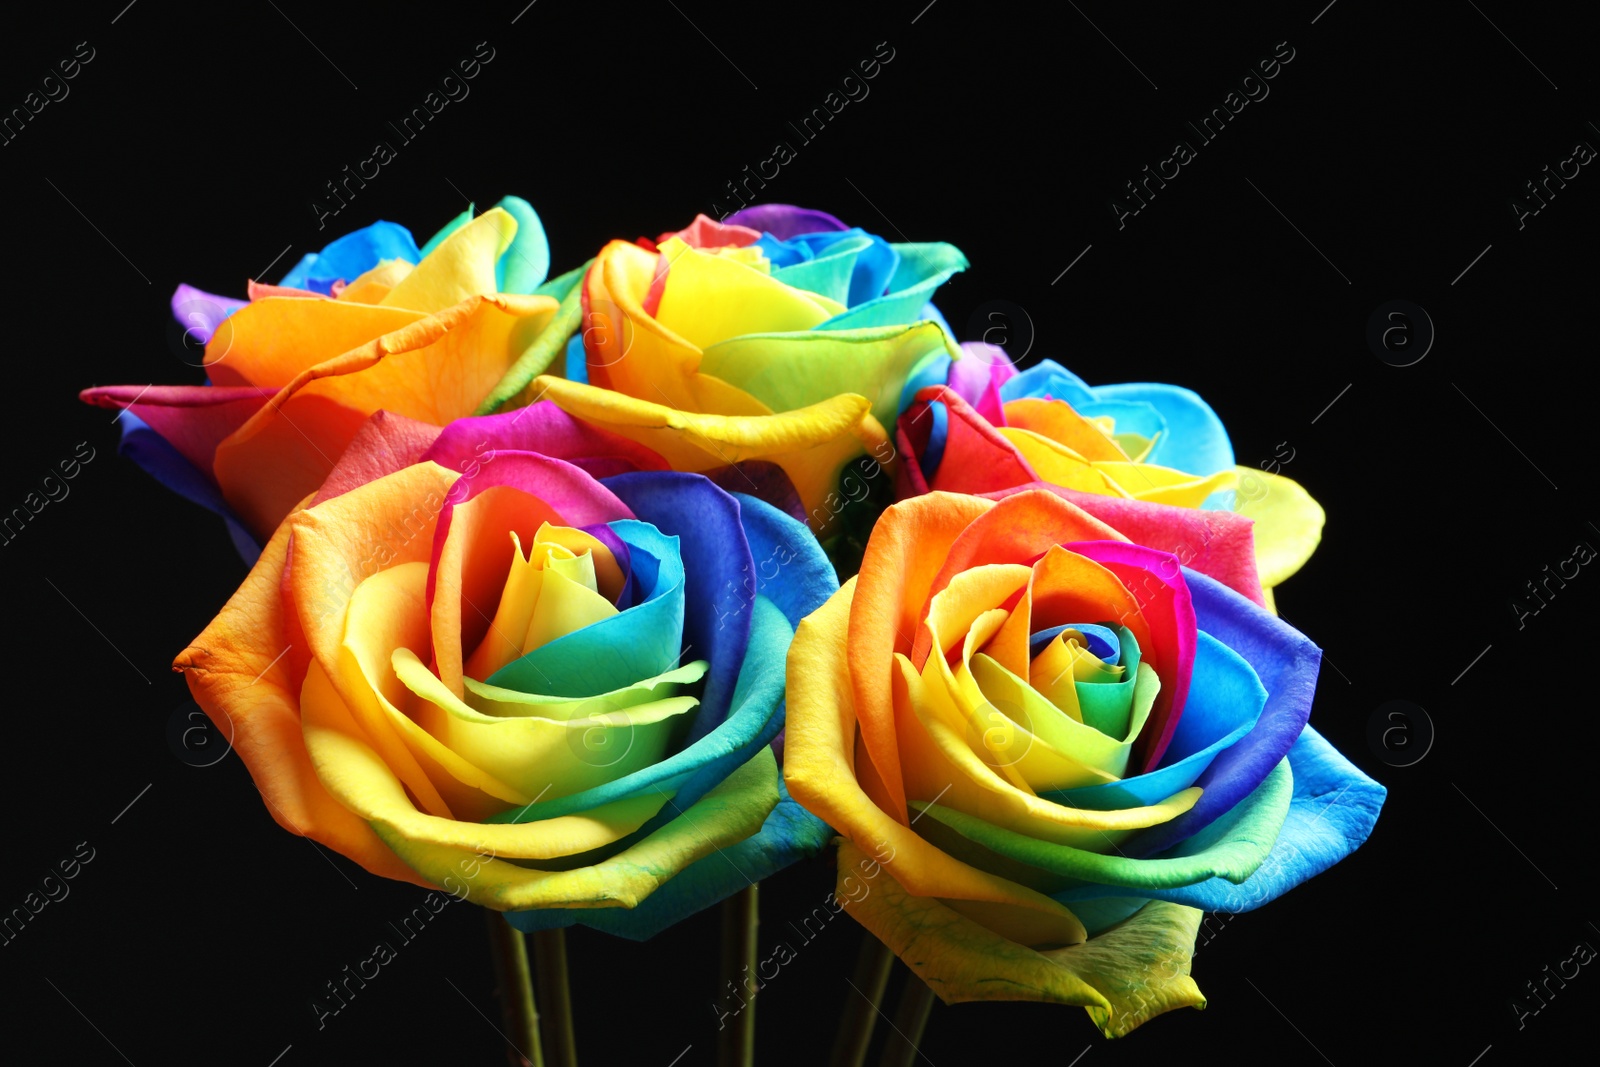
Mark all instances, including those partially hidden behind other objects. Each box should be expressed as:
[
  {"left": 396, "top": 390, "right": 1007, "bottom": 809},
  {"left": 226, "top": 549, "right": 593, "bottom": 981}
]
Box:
[
  {"left": 784, "top": 579, "right": 1094, "bottom": 936},
  {"left": 534, "top": 375, "right": 888, "bottom": 539},
  {"left": 508, "top": 778, "right": 833, "bottom": 940},
  {"left": 174, "top": 501, "right": 427, "bottom": 886},
  {"left": 1233, "top": 467, "right": 1325, "bottom": 591},
  {"left": 79, "top": 384, "right": 276, "bottom": 479},
  {"left": 699, "top": 321, "right": 954, "bottom": 432},
  {"left": 311, "top": 410, "right": 444, "bottom": 506},
  {"left": 833, "top": 839, "right": 1207, "bottom": 1037},
  {"left": 724, "top": 204, "right": 849, "bottom": 239},
  {"left": 422, "top": 401, "right": 669, "bottom": 481},
  {"left": 1128, "top": 726, "right": 1386, "bottom": 911},
  {"left": 1121, "top": 569, "right": 1320, "bottom": 857}
]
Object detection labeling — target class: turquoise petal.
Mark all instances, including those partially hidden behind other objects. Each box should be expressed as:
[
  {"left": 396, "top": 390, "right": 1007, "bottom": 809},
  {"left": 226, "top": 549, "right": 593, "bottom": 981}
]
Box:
[
  {"left": 817, "top": 243, "right": 967, "bottom": 330},
  {"left": 486, "top": 595, "right": 791, "bottom": 825},
  {"left": 493, "top": 195, "right": 550, "bottom": 294},
  {"left": 1059, "top": 726, "right": 1386, "bottom": 912},
  {"left": 486, "top": 520, "right": 684, "bottom": 697},
  {"left": 1043, "top": 631, "right": 1264, "bottom": 810}
]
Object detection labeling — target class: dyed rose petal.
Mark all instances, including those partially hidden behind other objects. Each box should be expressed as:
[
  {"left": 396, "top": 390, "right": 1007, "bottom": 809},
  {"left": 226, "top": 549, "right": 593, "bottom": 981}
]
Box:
[
  {"left": 1122, "top": 568, "right": 1320, "bottom": 857},
  {"left": 724, "top": 204, "right": 849, "bottom": 239},
  {"left": 79, "top": 384, "right": 275, "bottom": 478},
  {"left": 311, "top": 411, "right": 444, "bottom": 506},
  {"left": 1064, "top": 540, "right": 1198, "bottom": 772}
]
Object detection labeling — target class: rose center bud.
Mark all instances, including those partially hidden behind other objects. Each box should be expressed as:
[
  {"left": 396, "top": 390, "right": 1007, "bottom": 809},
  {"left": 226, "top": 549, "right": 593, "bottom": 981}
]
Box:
[{"left": 393, "top": 515, "right": 705, "bottom": 815}]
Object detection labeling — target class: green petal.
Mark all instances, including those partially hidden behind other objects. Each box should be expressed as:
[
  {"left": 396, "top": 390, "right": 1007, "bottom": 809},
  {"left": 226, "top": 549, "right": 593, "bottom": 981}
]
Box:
[
  {"left": 475, "top": 265, "right": 589, "bottom": 414},
  {"left": 696, "top": 321, "right": 956, "bottom": 429},
  {"left": 493, "top": 195, "right": 550, "bottom": 294},
  {"left": 374, "top": 746, "right": 780, "bottom": 911},
  {"left": 835, "top": 839, "right": 1206, "bottom": 1037},
  {"left": 909, "top": 757, "right": 1293, "bottom": 890}
]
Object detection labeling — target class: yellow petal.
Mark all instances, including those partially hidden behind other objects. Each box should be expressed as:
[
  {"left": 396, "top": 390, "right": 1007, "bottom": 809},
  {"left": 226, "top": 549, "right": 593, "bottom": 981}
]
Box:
[
  {"left": 783, "top": 580, "right": 1092, "bottom": 933},
  {"left": 837, "top": 840, "right": 1207, "bottom": 1037},
  {"left": 382, "top": 207, "right": 516, "bottom": 313},
  {"left": 1234, "top": 467, "right": 1325, "bottom": 588}
]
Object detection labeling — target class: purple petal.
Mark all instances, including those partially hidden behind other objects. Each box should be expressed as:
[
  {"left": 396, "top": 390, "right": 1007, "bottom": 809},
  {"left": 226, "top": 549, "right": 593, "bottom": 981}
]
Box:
[{"left": 724, "top": 204, "right": 850, "bottom": 240}]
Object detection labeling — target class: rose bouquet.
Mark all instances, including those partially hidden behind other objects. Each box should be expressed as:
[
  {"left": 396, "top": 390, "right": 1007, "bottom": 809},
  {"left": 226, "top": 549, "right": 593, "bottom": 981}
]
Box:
[{"left": 85, "top": 197, "right": 1382, "bottom": 1057}]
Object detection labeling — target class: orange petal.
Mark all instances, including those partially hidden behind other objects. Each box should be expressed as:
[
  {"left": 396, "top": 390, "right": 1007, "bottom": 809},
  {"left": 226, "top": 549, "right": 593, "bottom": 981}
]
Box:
[{"left": 174, "top": 499, "right": 428, "bottom": 886}]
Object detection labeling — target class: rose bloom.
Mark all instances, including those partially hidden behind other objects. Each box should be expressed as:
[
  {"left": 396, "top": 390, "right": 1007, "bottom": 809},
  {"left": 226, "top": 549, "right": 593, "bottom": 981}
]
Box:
[
  {"left": 783, "top": 487, "right": 1383, "bottom": 1036},
  {"left": 81, "top": 197, "right": 566, "bottom": 556},
  {"left": 529, "top": 204, "right": 971, "bottom": 540},
  {"left": 896, "top": 350, "right": 1325, "bottom": 607},
  {"left": 176, "top": 402, "right": 837, "bottom": 936}
]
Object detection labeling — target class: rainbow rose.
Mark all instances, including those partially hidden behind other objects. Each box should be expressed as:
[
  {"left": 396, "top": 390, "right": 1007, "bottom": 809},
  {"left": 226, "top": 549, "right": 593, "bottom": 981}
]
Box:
[
  {"left": 896, "top": 351, "right": 1325, "bottom": 605},
  {"left": 526, "top": 204, "right": 970, "bottom": 539},
  {"left": 176, "top": 403, "right": 835, "bottom": 937},
  {"left": 81, "top": 197, "right": 567, "bottom": 556},
  {"left": 783, "top": 486, "right": 1383, "bottom": 1036}
]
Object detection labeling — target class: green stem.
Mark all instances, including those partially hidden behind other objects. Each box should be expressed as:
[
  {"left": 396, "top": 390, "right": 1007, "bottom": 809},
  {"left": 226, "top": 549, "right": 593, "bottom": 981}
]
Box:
[
  {"left": 877, "top": 971, "right": 936, "bottom": 1067},
  {"left": 532, "top": 929, "right": 578, "bottom": 1067},
  {"left": 485, "top": 911, "right": 544, "bottom": 1067},
  {"left": 716, "top": 884, "right": 760, "bottom": 1067},
  {"left": 830, "top": 932, "right": 896, "bottom": 1067}
]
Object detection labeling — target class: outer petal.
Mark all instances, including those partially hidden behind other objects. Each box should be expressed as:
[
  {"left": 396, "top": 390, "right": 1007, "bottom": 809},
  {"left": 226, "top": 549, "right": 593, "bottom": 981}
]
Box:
[
  {"left": 79, "top": 384, "right": 276, "bottom": 478},
  {"left": 1234, "top": 468, "right": 1325, "bottom": 590},
  {"left": 105, "top": 411, "right": 261, "bottom": 563},
  {"left": 534, "top": 375, "right": 888, "bottom": 539},
  {"left": 1124, "top": 569, "right": 1321, "bottom": 857},
  {"left": 1108, "top": 727, "right": 1385, "bottom": 912},
  {"left": 835, "top": 839, "right": 1206, "bottom": 1037},
  {"left": 213, "top": 292, "right": 557, "bottom": 538},
  {"left": 173, "top": 500, "right": 426, "bottom": 886},
  {"left": 373, "top": 745, "right": 782, "bottom": 912},
  {"left": 986, "top": 482, "right": 1267, "bottom": 607},
  {"left": 423, "top": 401, "right": 669, "bottom": 481},
  {"left": 725, "top": 204, "right": 849, "bottom": 238},
  {"left": 784, "top": 579, "right": 1091, "bottom": 941},
  {"left": 505, "top": 778, "right": 833, "bottom": 939}
]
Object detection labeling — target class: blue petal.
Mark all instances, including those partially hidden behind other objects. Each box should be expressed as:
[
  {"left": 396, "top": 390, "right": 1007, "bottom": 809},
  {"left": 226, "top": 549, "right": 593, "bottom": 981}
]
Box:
[
  {"left": 897, "top": 353, "right": 952, "bottom": 413},
  {"left": 113, "top": 413, "right": 260, "bottom": 565},
  {"left": 730, "top": 492, "right": 838, "bottom": 629},
  {"left": 917, "top": 401, "right": 948, "bottom": 482},
  {"left": 278, "top": 220, "right": 422, "bottom": 292},
  {"left": 1001, "top": 359, "right": 1096, "bottom": 407},
  {"left": 603, "top": 472, "right": 755, "bottom": 743},
  {"left": 1041, "top": 631, "right": 1264, "bottom": 810},
  {"left": 1121, "top": 569, "right": 1321, "bottom": 857},
  {"left": 1088, "top": 382, "right": 1233, "bottom": 476},
  {"left": 816, "top": 243, "right": 965, "bottom": 331},
  {"left": 1083, "top": 727, "right": 1385, "bottom": 912},
  {"left": 563, "top": 332, "right": 589, "bottom": 384},
  {"left": 492, "top": 195, "right": 550, "bottom": 294}
]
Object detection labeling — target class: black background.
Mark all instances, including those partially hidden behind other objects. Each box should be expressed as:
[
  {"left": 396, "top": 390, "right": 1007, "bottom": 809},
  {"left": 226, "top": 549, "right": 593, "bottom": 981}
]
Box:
[{"left": 3, "top": 1, "right": 1594, "bottom": 1064}]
